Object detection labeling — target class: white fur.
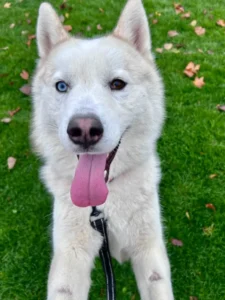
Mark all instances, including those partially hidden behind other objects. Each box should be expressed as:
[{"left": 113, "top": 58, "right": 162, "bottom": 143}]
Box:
[{"left": 32, "top": 1, "right": 174, "bottom": 299}]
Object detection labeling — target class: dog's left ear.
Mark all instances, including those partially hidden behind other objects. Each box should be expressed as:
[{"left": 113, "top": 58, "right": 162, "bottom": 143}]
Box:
[{"left": 113, "top": 0, "right": 151, "bottom": 56}]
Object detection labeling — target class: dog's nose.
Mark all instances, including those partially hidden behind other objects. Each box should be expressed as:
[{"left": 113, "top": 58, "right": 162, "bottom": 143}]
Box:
[{"left": 67, "top": 115, "right": 104, "bottom": 148}]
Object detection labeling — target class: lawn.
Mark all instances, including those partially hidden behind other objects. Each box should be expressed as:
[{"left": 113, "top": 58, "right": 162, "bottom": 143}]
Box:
[{"left": 1, "top": 0, "right": 225, "bottom": 299}]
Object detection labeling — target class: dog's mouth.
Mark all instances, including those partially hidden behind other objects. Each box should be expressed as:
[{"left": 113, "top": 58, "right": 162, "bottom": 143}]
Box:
[{"left": 70, "top": 144, "right": 120, "bottom": 208}]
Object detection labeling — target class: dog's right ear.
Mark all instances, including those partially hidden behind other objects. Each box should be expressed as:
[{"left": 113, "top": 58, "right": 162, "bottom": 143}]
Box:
[{"left": 37, "top": 2, "right": 69, "bottom": 58}]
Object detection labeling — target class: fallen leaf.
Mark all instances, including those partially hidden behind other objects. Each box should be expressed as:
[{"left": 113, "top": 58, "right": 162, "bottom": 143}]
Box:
[
  {"left": 186, "top": 211, "right": 190, "bottom": 220},
  {"left": 64, "top": 25, "right": 72, "bottom": 32},
  {"left": 209, "top": 174, "right": 217, "bottom": 179},
  {"left": 176, "top": 43, "right": 185, "bottom": 49},
  {"left": 152, "top": 19, "right": 158, "bottom": 24},
  {"left": 205, "top": 203, "right": 216, "bottom": 211},
  {"left": 65, "top": 12, "right": 69, "bottom": 18},
  {"left": 4, "top": 2, "right": 11, "bottom": 8},
  {"left": 203, "top": 223, "right": 214, "bottom": 236},
  {"left": 190, "top": 297, "right": 198, "bottom": 300},
  {"left": 28, "top": 34, "right": 36, "bottom": 40},
  {"left": 9, "top": 23, "right": 15, "bottom": 29},
  {"left": 195, "top": 26, "right": 206, "bottom": 36},
  {"left": 190, "top": 20, "right": 197, "bottom": 26},
  {"left": 7, "top": 157, "right": 16, "bottom": 169},
  {"left": 171, "top": 48, "right": 180, "bottom": 53},
  {"left": 97, "top": 24, "right": 103, "bottom": 30},
  {"left": 60, "top": 2, "right": 67, "bottom": 9},
  {"left": 155, "top": 11, "right": 161, "bottom": 16},
  {"left": 164, "top": 43, "right": 173, "bottom": 50},
  {"left": 1, "top": 117, "right": 11, "bottom": 123},
  {"left": 99, "top": 7, "right": 104, "bottom": 13},
  {"left": 27, "top": 19, "right": 31, "bottom": 24},
  {"left": 21, "top": 30, "right": 28, "bottom": 35},
  {"left": 193, "top": 77, "right": 205, "bottom": 88},
  {"left": 217, "top": 104, "right": 225, "bottom": 112},
  {"left": 168, "top": 30, "right": 179, "bottom": 37},
  {"left": 198, "top": 49, "right": 203, "bottom": 53},
  {"left": 19, "top": 84, "right": 31, "bottom": 95},
  {"left": 182, "top": 12, "right": 191, "bottom": 18},
  {"left": 171, "top": 238, "right": 183, "bottom": 246},
  {"left": 156, "top": 48, "right": 163, "bottom": 53},
  {"left": 207, "top": 50, "right": 214, "bottom": 55},
  {"left": 20, "top": 70, "right": 29, "bottom": 80},
  {"left": 203, "top": 9, "right": 207, "bottom": 15},
  {"left": 184, "top": 62, "right": 200, "bottom": 77},
  {"left": 8, "top": 107, "right": 21, "bottom": 117},
  {"left": 25, "top": 12, "right": 29, "bottom": 17},
  {"left": 174, "top": 3, "right": 184, "bottom": 14},
  {"left": 0, "top": 46, "right": 9, "bottom": 50}
]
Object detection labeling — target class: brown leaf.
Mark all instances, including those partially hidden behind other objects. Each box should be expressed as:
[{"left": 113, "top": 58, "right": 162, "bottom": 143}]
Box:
[
  {"left": 60, "top": 2, "right": 67, "bottom": 9},
  {"left": 1, "top": 117, "right": 11, "bottom": 123},
  {"left": 217, "top": 20, "right": 225, "bottom": 27},
  {"left": 190, "top": 20, "right": 197, "bottom": 26},
  {"left": 217, "top": 104, "right": 225, "bottom": 112},
  {"left": 19, "top": 84, "right": 31, "bottom": 95},
  {"left": 190, "top": 297, "right": 198, "bottom": 300},
  {"left": 156, "top": 48, "right": 163, "bottom": 53},
  {"left": 28, "top": 34, "right": 36, "bottom": 40},
  {"left": 8, "top": 107, "right": 21, "bottom": 117},
  {"left": 209, "top": 173, "right": 217, "bottom": 179},
  {"left": 97, "top": 24, "right": 103, "bottom": 30},
  {"left": 184, "top": 62, "right": 200, "bottom": 78},
  {"left": 171, "top": 238, "right": 183, "bottom": 247},
  {"left": 205, "top": 203, "right": 216, "bottom": 211},
  {"left": 4, "top": 2, "right": 11, "bottom": 8},
  {"left": 27, "top": 19, "right": 31, "bottom": 24},
  {"left": 7, "top": 157, "right": 16, "bottom": 169},
  {"left": 182, "top": 12, "right": 191, "bottom": 18},
  {"left": 195, "top": 26, "right": 206, "bottom": 36},
  {"left": 64, "top": 25, "right": 72, "bottom": 32},
  {"left": 193, "top": 77, "right": 205, "bottom": 88},
  {"left": 164, "top": 43, "right": 173, "bottom": 50},
  {"left": 20, "top": 70, "right": 29, "bottom": 80},
  {"left": 168, "top": 30, "right": 179, "bottom": 37},
  {"left": 152, "top": 19, "right": 158, "bottom": 24},
  {"left": 174, "top": 3, "right": 184, "bottom": 14}
]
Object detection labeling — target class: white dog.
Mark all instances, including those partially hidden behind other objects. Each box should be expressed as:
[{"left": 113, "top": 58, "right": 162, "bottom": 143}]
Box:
[{"left": 31, "top": 0, "right": 174, "bottom": 299}]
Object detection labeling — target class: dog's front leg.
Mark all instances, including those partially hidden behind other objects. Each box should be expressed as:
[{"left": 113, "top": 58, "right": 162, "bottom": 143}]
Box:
[
  {"left": 47, "top": 199, "right": 102, "bottom": 300},
  {"left": 129, "top": 194, "right": 174, "bottom": 300}
]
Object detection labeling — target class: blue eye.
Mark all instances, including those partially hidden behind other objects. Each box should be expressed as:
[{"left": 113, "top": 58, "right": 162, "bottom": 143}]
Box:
[{"left": 56, "top": 81, "right": 68, "bottom": 92}]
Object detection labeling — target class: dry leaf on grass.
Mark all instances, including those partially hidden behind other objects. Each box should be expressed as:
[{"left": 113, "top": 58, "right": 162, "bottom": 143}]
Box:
[
  {"left": 203, "top": 223, "right": 214, "bottom": 236},
  {"left": 190, "top": 297, "right": 198, "bottom": 300},
  {"left": 217, "top": 104, "right": 225, "bottom": 112},
  {"left": 8, "top": 107, "right": 21, "bottom": 117},
  {"left": 10, "top": 23, "right": 15, "bottom": 29},
  {"left": 7, "top": 157, "right": 16, "bottom": 169},
  {"left": 193, "top": 76, "right": 205, "bottom": 88},
  {"left": 190, "top": 20, "right": 197, "bottom": 26},
  {"left": 86, "top": 26, "right": 91, "bottom": 31},
  {"left": 99, "top": 7, "right": 104, "bottom": 13},
  {"left": 206, "top": 203, "right": 216, "bottom": 211},
  {"left": 152, "top": 19, "right": 158, "bottom": 24},
  {"left": 184, "top": 62, "right": 200, "bottom": 77},
  {"left": 20, "top": 84, "right": 31, "bottom": 95},
  {"left": 4, "top": 2, "right": 11, "bottom": 8},
  {"left": 65, "top": 12, "right": 69, "bottom": 18},
  {"left": 174, "top": 3, "right": 184, "bottom": 14},
  {"left": 156, "top": 48, "right": 163, "bottom": 53},
  {"left": 164, "top": 43, "right": 173, "bottom": 50},
  {"left": 97, "top": 24, "right": 103, "bottom": 30},
  {"left": 195, "top": 26, "right": 206, "bottom": 36},
  {"left": 217, "top": 20, "right": 225, "bottom": 27},
  {"left": 64, "top": 25, "right": 72, "bottom": 32},
  {"left": 1, "top": 117, "right": 11, "bottom": 123},
  {"left": 186, "top": 211, "right": 190, "bottom": 220},
  {"left": 171, "top": 238, "right": 183, "bottom": 246},
  {"left": 168, "top": 30, "right": 179, "bottom": 37},
  {"left": 182, "top": 12, "right": 191, "bottom": 18},
  {"left": 20, "top": 70, "right": 29, "bottom": 80},
  {"left": 209, "top": 173, "right": 217, "bottom": 179}
]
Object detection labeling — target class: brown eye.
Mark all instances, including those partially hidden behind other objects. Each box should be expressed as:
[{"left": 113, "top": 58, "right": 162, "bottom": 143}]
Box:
[{"left": 110, "top": 79, "right": 127, "bottom": 91}]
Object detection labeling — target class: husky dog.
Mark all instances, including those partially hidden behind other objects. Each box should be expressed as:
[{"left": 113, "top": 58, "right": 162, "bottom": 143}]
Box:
[{"left": 31, "top": 0, "right": 174, "bottom": 299}]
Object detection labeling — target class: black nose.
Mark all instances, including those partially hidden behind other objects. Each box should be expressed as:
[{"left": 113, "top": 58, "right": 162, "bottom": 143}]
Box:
[{"left": 67, "top": 115, "right": 104, "bottom": 148}]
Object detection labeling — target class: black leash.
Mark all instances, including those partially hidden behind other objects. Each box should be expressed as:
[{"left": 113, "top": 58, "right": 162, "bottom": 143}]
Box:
[
  {"left": 90, "top": 207, "right": 116, "bottom": 300},
  {"left": 89, "top": 143, "right": 120, "bottom": 300}
]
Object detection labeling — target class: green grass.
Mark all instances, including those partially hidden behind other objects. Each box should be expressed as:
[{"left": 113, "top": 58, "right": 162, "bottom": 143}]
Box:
[{"left": 1, "top": 0, "right": 225, "bottom": 299}]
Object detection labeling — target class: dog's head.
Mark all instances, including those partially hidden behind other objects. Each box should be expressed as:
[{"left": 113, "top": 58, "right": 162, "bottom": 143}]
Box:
[{"left": 32, "top": 0, "right": 164, "bottom": 159}]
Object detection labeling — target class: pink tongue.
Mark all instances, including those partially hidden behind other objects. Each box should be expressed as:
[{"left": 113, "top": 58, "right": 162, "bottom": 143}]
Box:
[{"left": 70, "top": 154, "right": 108, "bottom": 207}]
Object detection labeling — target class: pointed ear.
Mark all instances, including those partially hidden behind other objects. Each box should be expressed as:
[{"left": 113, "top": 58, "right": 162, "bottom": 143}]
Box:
[
  {"left": 113, "top": 0, "right": 151, "bottom": 56},
  {"left": 37, "top": 2, "right": 69, "bottom": 58}
]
